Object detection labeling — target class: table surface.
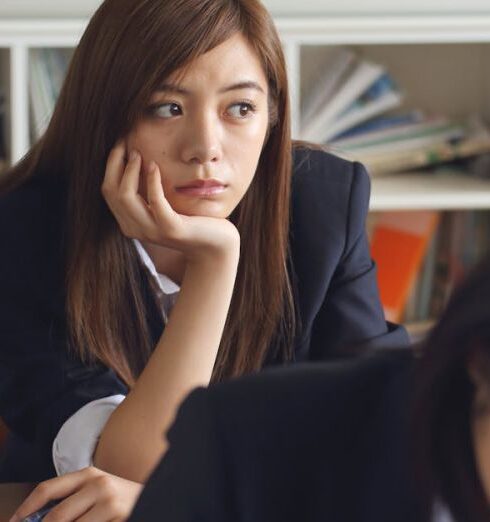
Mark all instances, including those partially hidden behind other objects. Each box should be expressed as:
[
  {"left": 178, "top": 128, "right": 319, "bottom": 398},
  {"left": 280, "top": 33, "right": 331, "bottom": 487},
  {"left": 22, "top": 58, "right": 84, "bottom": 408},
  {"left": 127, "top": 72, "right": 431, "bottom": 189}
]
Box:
[{"left": 0, "top": 483, "right": 34, "bottom": 522}]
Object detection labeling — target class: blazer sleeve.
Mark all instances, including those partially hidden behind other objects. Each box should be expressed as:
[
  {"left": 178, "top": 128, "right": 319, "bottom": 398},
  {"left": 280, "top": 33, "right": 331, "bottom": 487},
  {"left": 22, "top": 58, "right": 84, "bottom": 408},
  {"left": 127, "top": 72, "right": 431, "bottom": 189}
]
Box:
[
  {"left": 0, "top": 179, "right": 128, "bottom": 479},
  {"left": 308, "top": 160, "right": 409, "bottom": 359}
]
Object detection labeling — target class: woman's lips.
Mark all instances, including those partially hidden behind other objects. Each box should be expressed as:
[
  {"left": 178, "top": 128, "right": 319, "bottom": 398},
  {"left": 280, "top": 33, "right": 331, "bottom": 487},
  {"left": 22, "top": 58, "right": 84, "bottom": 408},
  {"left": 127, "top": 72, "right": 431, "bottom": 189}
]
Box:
[{"left": 175, "top": 179, "right": 227, "bottom": 198}]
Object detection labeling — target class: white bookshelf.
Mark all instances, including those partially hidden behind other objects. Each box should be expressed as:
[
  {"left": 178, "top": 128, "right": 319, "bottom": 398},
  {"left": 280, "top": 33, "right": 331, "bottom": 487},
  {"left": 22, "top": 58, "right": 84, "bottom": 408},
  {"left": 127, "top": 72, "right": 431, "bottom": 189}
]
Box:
[
  {"left": 2, "top": 16, "right": 490, "bottom": 210},
  {"left": 0, "top": 20, "right": 82, "bottom": 162},
  {"left": 370, "top": 170, "right": 490, "bottom": 210}
]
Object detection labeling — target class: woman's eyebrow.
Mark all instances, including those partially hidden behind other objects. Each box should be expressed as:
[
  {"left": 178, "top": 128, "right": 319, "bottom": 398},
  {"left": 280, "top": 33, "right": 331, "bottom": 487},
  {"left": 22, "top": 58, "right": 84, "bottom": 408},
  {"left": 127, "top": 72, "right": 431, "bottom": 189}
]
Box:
[
  {"left": 219, "top": 81, "right": 266, "bottom": 94},
  {"left": 157, "top": 81, "right": 265, "bottom": 95}
]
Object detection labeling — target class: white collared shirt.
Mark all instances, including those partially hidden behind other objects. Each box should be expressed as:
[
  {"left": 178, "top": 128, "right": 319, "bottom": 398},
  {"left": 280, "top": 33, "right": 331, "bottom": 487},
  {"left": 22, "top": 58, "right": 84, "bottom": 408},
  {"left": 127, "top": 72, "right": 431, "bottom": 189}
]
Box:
[
  {"left": 52, "top": 239, "right": 180, "bottom": 475},
  {"left": 432, "top": 499, "right": 455, "bottom": 522}
]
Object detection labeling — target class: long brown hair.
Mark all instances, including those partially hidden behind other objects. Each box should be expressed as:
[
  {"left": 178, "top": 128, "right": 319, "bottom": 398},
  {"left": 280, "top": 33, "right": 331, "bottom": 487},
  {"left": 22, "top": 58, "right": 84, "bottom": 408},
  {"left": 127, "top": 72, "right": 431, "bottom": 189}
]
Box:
[{"left": 0, "top": 0, "right": 295, "bottom": 386}]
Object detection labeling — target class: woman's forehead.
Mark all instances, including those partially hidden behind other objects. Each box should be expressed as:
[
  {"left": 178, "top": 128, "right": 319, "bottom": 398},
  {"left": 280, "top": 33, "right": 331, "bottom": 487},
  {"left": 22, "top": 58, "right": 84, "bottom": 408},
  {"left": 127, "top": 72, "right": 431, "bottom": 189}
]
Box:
[{"left": 162, "top": 33, "right": 268, "bottom": 92}]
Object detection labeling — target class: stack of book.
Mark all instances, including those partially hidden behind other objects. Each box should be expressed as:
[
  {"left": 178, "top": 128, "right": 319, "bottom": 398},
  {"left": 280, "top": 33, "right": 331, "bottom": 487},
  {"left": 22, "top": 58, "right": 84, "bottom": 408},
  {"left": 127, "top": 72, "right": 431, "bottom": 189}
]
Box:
[
  {"left": 330, "top": 113, "right": 490, "bottom": 176},
  {"left": 29, "top": 48, "right": 70, "bottom": 140},
  {"left": 300, "top": 48, "right": 403, "bottom": 144},
  {"left": 301, "top": 47, "right": 490, "bottom": 176}
]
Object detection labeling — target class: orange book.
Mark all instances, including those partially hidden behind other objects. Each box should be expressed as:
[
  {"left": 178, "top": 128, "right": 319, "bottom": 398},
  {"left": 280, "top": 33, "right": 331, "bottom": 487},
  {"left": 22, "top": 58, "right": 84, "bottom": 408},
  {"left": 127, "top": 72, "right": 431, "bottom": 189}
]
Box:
[{"left": 370, "top": 211, "right": 440, "bottom": 323}]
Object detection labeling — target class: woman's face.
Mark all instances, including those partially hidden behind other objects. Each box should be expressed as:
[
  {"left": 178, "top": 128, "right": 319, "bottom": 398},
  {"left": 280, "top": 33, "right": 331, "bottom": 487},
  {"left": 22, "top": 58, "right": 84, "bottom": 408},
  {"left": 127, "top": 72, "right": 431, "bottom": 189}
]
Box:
[{"left": 126, "top": 32, "right": 270, "bottom": 218}]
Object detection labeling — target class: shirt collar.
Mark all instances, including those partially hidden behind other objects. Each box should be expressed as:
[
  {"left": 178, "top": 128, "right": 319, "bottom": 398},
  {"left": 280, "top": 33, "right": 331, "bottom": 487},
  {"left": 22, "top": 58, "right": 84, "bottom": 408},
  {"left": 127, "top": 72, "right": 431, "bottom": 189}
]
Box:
[{"left": 133, "top": 239, "right": 181, "bottom": 295}]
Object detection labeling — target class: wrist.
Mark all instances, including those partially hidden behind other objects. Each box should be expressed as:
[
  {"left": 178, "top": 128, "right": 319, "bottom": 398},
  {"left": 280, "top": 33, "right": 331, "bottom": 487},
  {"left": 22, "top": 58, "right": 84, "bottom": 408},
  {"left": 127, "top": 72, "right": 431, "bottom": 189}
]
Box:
[
  {"left": 185, "top": 228, "right": 240, "bottom": 266},
  {"left": 186, "top": 240, "right": 240, "bottom": 273}
]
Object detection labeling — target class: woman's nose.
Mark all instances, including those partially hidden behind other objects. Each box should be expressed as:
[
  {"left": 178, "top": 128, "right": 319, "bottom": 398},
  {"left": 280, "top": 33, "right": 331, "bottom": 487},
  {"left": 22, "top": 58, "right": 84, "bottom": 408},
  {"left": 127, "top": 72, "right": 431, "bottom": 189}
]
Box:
[{"left": 181, "top": 114, "right": 222, "bottom": 165}]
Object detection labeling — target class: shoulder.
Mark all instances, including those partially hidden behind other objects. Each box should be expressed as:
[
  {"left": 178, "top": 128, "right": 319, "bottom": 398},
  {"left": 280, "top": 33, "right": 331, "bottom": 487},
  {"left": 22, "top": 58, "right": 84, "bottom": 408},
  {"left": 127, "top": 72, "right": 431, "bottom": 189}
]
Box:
[
  {"left": 0, "top": 174, "right": 65, "bottom": 235},
  {"left": 187, "top": 349, "right": 414, "bottom": 447},
  {"left": 212, "top": 348, "right": 412, "bottom": 409},
  {"left": 291, "top": 145, "right": 370, "bottom": 217},
  {"left": 0, "top": 175, "right": 66, "bottom": 288},
  {"left": 289, "top": 146, "right": 371, "bottom": 261},
  {"left": 171, "top": 348, "right": 418, "bottom": 520},
  {"left": 292, "top": 144, "right": 370, "bottom": 191}
]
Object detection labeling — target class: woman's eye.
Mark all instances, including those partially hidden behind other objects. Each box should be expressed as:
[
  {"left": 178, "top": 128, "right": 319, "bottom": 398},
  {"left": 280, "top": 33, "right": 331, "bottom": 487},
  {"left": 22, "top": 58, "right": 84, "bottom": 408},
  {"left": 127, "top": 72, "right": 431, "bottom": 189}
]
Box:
[
  {"left": 227, "top": 102, "right": 256, "bottom": 119},
  {"left": 153, "top": 103, "right": 182, "bottom": 118}
]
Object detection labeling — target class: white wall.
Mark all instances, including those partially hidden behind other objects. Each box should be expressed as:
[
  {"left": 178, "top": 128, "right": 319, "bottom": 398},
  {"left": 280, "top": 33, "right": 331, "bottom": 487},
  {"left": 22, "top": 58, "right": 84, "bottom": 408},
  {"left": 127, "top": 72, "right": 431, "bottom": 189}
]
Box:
[
  {"left": 266, "top": 0, "right": 490, "bottom": 14},
  {"left": 0, "top": 0, "right": 100, "bottom": 18},
  {"left": 1, "top": 0, "right": 490, "bottom": 18}
]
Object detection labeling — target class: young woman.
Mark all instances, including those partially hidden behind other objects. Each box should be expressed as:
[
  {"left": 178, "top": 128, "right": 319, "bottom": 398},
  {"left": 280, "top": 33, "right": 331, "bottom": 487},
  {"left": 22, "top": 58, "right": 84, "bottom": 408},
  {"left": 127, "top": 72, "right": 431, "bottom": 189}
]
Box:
[
  {"left": 12, "top": 258, "right": 490, "bottom": 522},
  {"left": 0, "top": 0, "right": 407, "bottom": 485}
]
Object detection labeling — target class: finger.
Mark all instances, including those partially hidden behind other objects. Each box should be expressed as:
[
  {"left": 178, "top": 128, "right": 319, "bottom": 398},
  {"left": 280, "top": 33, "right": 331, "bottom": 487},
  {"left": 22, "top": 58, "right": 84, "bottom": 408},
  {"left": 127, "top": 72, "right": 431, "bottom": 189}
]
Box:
[
  {"left": 65, "top": 475, "right": 135, "bottom": 522},
  {"left": 107, "top": 152, "right": 158, "bottom": 238},
  {"left": 119, "top": 150, "right": 142, "bottom": 197},
  {"left": 74, "top": 502, "right": 125, "bottom": 522},
  {"left": 42, "top": 487, "right": 95, "bottom": 522},
  {"left": 146, "top": 161, "right": 179, "bottom": 229},
  {"left": 102, "top": 140, "right": 126, "bottom": 196},
  {"left": 111, "top": 191, "right": 158, "bottom": 240},
  {"left": 10, "top": 468, "right": 100, "bottom": 521}
]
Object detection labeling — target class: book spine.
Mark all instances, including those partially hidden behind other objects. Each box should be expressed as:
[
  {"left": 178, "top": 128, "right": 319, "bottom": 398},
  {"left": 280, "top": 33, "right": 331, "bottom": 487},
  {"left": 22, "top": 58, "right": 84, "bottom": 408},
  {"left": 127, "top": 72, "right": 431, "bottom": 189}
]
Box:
[
  {"left": 346, "top": 125, "right": 465, "bottom": 157},
  {"left": 330, "top": 115, "right": 448, "bottom": 150},
  {"left": 301, "top": 48, "right": 355, "bottom": 127},
  {"left": 332, "top": 111, "right": 425, "bottom": 141},
  {"left": 29, "top": 51, "right": 45, "bottom": 139},
  {"left": 29, "top": 49, "right": 53, "bottom": 139},
  {"left": 363, "top": 135, "right": 490, "bottom": 175},
  {"left": 323, "top": 90, "right": 402, "bottom": 143},
  {"left": 370, "top": 211, "right": 440, "bottom": 323},
  {"left": 301, "top": 60, "right": 385, "bottom": 142}
]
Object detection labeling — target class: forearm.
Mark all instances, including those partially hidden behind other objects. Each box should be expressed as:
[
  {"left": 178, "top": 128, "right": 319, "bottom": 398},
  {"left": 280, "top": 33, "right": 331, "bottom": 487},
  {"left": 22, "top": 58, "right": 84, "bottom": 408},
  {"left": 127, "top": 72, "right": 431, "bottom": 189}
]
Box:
[{"left": 94, "top": 247, "right": 239, "bottom": 482}]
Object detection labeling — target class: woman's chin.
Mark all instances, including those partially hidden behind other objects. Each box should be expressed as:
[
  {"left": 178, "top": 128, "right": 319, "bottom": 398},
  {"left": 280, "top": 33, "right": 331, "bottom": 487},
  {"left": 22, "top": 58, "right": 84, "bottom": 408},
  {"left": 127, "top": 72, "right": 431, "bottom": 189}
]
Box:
[{"left": 173, "top": 200, "right": 232, "bottom": 219}]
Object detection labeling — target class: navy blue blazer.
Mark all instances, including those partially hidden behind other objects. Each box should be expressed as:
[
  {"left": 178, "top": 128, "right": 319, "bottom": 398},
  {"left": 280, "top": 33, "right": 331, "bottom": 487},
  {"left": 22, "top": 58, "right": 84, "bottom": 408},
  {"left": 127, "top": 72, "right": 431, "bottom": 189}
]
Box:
[
  {"left": 0, "top": 147, "right": 408, "bottom": 482},
  {"left": 129, "top": 349, "right": 426, "bottom": 522}
]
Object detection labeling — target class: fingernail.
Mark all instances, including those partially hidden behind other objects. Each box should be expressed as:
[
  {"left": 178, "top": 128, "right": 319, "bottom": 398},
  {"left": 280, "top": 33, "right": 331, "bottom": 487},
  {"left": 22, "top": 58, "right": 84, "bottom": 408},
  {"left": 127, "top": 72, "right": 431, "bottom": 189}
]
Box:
[
  {"left": 130, "top": 150, "right": 139, "bottom": 161},
  {"left": 149, "top": 161, "right": 156, "bottom": 172}
]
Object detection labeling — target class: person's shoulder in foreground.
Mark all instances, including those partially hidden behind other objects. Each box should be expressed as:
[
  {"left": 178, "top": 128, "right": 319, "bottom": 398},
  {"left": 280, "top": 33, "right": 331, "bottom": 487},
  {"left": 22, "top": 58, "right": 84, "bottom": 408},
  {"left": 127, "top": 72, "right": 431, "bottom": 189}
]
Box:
[
  {"left": 287, "top": 144, "right": 409, "bottom": 362},
  {"left": 130, "top": 348, "right": 424, "bottom": 522}
]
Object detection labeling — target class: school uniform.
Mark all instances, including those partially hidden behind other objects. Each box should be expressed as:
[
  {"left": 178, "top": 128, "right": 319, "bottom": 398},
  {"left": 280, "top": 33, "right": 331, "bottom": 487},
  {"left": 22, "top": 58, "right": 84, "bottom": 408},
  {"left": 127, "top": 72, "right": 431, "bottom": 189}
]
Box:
[
  {"left": 129, "top": 349, "right": 432, "bottom": 522},
  {"left": 0, "top": 147, "right": 408, "bottom": 482}
]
